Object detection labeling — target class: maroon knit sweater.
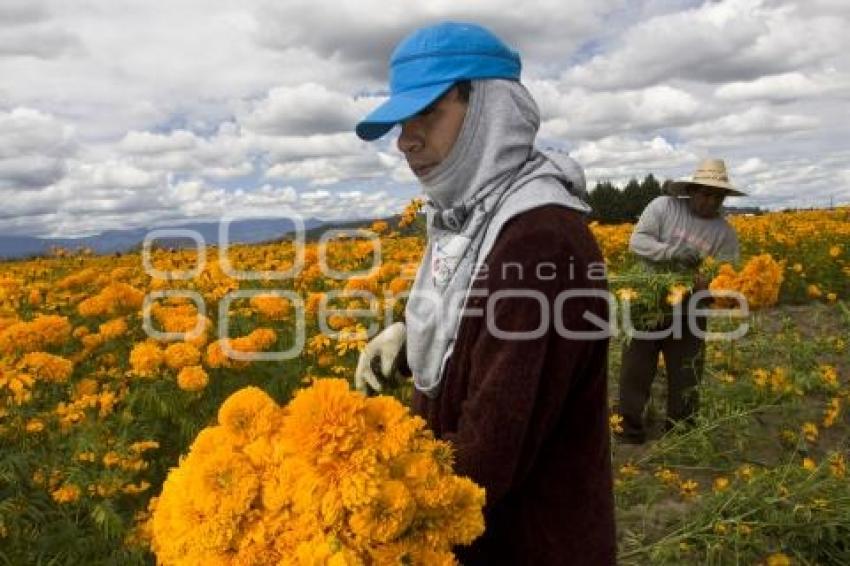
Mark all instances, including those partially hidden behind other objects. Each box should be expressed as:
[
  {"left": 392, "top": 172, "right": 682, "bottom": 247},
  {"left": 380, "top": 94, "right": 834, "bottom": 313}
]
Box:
[{"left": 412, "top": 205, "right": 616, "bottom": 565}]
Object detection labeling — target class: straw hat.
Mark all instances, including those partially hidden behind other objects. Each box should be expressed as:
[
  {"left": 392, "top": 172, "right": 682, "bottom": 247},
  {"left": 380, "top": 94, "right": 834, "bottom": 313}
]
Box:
[{"left": 668, "top": 158, "right": 746, "bottom": 197}]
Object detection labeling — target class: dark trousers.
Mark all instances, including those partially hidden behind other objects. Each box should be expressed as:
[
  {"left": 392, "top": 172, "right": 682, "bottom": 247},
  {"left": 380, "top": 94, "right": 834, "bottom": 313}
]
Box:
[{"left": 618, "top": 316, "right": 706, "bottom": 440}]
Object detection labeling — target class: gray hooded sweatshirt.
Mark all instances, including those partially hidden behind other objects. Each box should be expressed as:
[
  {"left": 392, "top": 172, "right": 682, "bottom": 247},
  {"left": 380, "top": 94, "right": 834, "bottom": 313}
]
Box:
[{"left": 405, "top": 79, "right": 591, "bottom": 398}]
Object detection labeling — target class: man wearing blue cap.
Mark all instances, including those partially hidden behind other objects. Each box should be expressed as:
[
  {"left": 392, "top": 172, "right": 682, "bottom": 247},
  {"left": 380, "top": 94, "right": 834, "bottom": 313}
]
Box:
[{"left": 355, "top": 22, "right": 616, "bottom": 564}]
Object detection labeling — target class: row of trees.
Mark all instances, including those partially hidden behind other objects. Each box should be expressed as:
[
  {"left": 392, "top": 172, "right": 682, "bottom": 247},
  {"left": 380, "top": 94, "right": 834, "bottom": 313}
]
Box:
[{"left": 585, "top": 174, "right": 666, "bottom": 224}]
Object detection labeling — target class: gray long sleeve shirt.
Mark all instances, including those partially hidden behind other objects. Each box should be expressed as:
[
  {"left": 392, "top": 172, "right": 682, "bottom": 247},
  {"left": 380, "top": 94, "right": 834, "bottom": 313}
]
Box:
[{"left": 629, "top": 196, "right": 740, "bottom": 263}]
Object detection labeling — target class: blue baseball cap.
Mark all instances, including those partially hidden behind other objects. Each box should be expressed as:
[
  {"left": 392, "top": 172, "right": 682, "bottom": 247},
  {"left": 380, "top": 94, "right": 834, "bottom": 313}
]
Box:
[{"left": 355, "top": 22, "right": 522, "bottom": 141}]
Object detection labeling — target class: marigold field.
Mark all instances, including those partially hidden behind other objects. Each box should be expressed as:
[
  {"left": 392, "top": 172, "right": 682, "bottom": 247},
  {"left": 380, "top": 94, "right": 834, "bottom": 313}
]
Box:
[{"left": 1, "top": 203, "right": 849, "bottom": 565}]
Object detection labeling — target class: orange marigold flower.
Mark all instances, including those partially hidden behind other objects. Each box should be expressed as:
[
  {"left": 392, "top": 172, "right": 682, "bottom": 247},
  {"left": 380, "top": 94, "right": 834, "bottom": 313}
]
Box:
[
  {"left": 129, "top": 440, "right": 160, "bottom": 454},
  {"left": 0, "top": 315, "right": 72, "bottom": 356},
  {"left": 18, "top": 352, "right": 74, "bottom": 383},
  {"left": 129, "top": 341, "right": 164, "bottom": 377},
  {"left": 801, "top": 422, "right": 819, "bottom": 443},
  {"left": 205, "top": 340, "right": 230, "bottom": 369},
  {"left": 666, "top": 284, "right": 689, "bottom": 306},
  {"left": 344, "top": 275, "right": 379, "bottom": 296},
  {"left": 77, "top": 283, "right": 144, "bottom": 317},
  {"left": 218, "top": 386, "right": 278, "bottom": 446},
  {"left": 163, "top": 342, "right": 201, "bottom": 370},
  {"left": 71, "top": 326, "right": 91, "bottom": 339},
  {"left": 616, "top": 288, "right": 638, "bottom": 302},
  {"left": 177, "top": 365, "right": 209, "bottom": 392},
  {"left": 829, "top": 453, "right": 846, "bottom": 479},
  {"left": 387, "top": 276, "right": 411, "bottom": 296},
  {"left": 102, "top": 451, "right": 121, "bottom": 468},
  {"left": 679, "top": 479, "right": 699, "bottom": 500},
  {"left": 282, "top": 379, "right": 366, "bottom": 462},
  {"left": 98, "top": 317, "right": 128, "bottom": 340},
  {"left": 250, "top": 294, "right": 292, "bottom": 320},
  {"left": 349, "top": 480, "right": 416, "bottom": 542},
  {"left": 327, "top": 314, "right": 355, "bottom": 330},
  {"left": 305, "top": 292, "right": 325, "bottom": 315},
  {"left": 765, "top": 552, "right": 792, "bottom": 566},
  {"left": 74, "top": 378, "right": 99, "bottom": 397},
  {"left": 609, "top": 413, "right": 624, "bottom": 434},
  {"left": 240, "top": 328, "right": 277, "bottom": 351},
  {"left": 823, "top": 397, "right": 842, "bottom": 428},
  {"left": 81, "top": 333, "right": 105, "bottom": 351},
  {"left": 818, "top": 364, "right": 839, "bottom": 388},
  {"left": 713, "top": 476, "right": 730, "bottom": 492},
  {"left": 25, "top": 418, "right": 45, "bottom": 433},
  {"left": 51, "top": 484, "right": 81, "bottom": 504}
]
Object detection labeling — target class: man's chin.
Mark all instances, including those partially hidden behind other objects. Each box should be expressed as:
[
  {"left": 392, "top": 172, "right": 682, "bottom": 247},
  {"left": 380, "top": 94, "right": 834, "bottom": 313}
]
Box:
[{"left": 413, "top": 165, "right": 436, "bottom": 177}]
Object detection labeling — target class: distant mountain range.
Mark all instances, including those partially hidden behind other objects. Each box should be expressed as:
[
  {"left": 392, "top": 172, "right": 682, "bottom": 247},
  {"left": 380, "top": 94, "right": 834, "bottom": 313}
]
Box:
[{"left": 0, "top": 217, "right": 327, "bottom": 260}]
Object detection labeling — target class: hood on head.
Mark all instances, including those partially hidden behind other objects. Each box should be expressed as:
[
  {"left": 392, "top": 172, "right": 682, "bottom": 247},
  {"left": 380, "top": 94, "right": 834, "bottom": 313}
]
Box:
[
  {"left": 538, "top": 148, "right": 589, "bottom": 201},
  {"left": 419, "top": 79, "right": 539, "bottom": 210},
  {"left": 420, "top": 79, "right": 589, "bottom": 213}
]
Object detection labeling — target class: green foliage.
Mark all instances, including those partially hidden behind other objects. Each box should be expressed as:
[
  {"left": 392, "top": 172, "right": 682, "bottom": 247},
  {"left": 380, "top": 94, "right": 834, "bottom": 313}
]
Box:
[{"left": 589, "top": 174, "right": 664, "bottom": 223}]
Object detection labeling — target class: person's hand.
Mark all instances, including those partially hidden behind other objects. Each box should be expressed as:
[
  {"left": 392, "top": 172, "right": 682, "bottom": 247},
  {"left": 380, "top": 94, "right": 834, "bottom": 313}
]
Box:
[
  {"left": 670, "top": 245, "right": 702, "bottom": 268},
  {"left": 355, "top": 322, "right": 407, "bottom": 394}
]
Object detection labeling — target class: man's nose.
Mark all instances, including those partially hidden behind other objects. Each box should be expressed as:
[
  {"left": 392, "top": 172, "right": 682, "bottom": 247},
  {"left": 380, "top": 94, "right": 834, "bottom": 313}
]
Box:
[{"left": 397, "top": 120, "right": 423, "bottom": 154}]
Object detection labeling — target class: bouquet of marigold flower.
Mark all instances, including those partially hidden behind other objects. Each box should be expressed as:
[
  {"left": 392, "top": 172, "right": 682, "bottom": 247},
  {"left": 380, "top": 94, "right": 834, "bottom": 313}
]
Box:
[
  {"left": 610, "top": 259, "right": 715, "bottom": 332},
  {"left": 148, "top": 379, "right": 485, "bottom": 565}
]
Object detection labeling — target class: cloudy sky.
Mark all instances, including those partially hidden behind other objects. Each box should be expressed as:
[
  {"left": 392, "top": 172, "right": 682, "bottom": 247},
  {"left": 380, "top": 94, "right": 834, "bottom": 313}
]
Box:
[{"left": 1, "top": 0, "right": 848, "bottom": 237}]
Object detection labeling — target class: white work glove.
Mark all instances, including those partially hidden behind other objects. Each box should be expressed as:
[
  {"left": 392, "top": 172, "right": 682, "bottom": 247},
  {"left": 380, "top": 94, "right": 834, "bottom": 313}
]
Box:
[{"left": 355, "top": 322, "right": 407, "bottom": 394}]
